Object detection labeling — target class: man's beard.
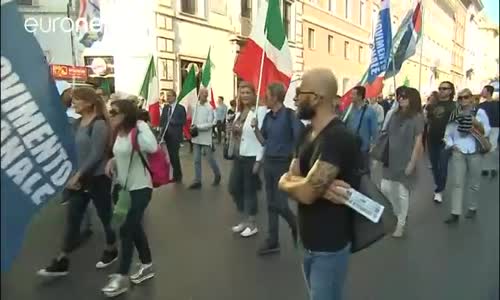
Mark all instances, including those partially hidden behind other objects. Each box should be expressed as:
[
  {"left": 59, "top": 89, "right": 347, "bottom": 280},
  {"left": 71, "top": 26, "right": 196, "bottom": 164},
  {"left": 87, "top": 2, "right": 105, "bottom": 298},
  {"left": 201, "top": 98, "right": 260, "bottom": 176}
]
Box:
[{"left": 297, "top": 102, "right": 316, "bottom": 120}]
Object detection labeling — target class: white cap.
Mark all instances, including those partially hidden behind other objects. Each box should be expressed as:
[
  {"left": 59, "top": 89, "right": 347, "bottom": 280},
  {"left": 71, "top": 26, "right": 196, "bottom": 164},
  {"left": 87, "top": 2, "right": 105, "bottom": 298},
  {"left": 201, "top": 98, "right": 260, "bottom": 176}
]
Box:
[{"left": 55, "top": 80, "right": 72, "bottom": 96}]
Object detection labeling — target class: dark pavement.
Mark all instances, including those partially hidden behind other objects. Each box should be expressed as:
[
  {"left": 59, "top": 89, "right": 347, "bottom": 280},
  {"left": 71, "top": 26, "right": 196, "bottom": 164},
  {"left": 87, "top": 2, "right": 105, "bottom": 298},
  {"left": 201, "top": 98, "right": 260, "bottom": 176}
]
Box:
[{"left": 2, "top": 145, "right": 499, "bottom": 300}]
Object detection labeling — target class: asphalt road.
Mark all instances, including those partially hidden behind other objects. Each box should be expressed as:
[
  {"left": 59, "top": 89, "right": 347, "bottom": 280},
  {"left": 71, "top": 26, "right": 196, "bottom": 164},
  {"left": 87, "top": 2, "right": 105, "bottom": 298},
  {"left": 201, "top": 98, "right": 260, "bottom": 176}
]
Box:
[{"left": 2, "top": 146, "right": 499, "bottom": 300}]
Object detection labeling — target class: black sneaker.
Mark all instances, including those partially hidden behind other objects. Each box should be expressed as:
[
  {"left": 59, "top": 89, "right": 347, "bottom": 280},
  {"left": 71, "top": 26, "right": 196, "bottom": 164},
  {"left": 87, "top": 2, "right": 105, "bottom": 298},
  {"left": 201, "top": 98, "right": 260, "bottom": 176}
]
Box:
[
  {"left": 96, "top": 249, "right": 118, "bottom": 269},
  {"left": 491, "top": 170, "right": 498, "bottom": 179},
  {"left": 257, "top": 241, "right": 280, "bottom": 256},
  {"left": 37, "top": 257, "right": 69, "bottom": 277},
  {"left": 212, "top": 175, "right": 221, "bottom": 186},
  {"left": 481, "top": 170, "right": 490, "bottom": 177},
  {"left": 465, "top": 209, "right": 477, "bottom": 219},
  {"left": 188, "top": 182, "right": 202, "bottom": 190},
  {"left": 444, "top": 214, "right": 459, "bottom": 225}
]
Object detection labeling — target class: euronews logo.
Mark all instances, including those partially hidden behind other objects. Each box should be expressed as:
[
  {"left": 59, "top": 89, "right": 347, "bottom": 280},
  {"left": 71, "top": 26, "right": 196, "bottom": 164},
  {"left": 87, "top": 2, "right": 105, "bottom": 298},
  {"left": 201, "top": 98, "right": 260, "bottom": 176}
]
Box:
[{"left": 24, "top": 16, "right": 103, "bottom": 34}]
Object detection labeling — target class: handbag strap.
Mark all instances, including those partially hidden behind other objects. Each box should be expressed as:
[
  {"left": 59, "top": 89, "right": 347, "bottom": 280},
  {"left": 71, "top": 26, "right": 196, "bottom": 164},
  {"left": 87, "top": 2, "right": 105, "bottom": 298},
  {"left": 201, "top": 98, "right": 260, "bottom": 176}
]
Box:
[{"left": 131, "top": 127, "right": 154, "bottom": 177}]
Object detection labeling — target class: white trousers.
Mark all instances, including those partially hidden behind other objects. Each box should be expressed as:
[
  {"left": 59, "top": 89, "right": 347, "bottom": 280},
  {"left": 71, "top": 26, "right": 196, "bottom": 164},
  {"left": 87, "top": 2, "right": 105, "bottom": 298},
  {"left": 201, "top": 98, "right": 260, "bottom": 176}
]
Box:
[
  {"left": 381, "top": 179, "right": 410, "bottom": 226},
  {"left": 482, "top": 127, "right": 499, "bottom": 171}
]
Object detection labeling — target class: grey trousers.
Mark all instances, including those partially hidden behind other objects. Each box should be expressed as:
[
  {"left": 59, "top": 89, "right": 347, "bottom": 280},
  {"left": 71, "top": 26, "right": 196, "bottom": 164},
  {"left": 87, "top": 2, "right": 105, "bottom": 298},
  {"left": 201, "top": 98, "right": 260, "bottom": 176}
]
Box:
[{"left": 447, "top": 151, "right": 482, "bottom": 215}]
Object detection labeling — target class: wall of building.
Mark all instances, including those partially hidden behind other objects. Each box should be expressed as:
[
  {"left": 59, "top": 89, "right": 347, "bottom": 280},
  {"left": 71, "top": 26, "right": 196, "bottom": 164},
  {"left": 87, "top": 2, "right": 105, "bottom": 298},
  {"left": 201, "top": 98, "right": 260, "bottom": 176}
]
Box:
[{"left": 302, "top": 0, "right": 374, "bottom": 94}]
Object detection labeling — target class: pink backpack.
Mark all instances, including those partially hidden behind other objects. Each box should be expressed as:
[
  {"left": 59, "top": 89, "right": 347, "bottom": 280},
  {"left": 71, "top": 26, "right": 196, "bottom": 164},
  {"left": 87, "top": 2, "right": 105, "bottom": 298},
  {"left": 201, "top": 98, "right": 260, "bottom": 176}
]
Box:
[{"left": 130, "top": 128, "right": 173, "bottom": 187}]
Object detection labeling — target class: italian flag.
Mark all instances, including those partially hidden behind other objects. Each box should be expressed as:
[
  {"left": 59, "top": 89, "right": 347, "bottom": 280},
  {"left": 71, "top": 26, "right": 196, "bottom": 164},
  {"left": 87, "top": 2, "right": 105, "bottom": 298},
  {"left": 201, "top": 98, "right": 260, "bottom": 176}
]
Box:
[
  {"left": 178, "top": 66, "right": 198, "bottom": 139},
  {"left": 201, "top": 48, "right": 216, "bottom": 109},
  {"left": 139, "top": 56, "right": 160, "bottom": 127},
  {"left": 233, "top": 0, "right": 293, "bottom": 98}
]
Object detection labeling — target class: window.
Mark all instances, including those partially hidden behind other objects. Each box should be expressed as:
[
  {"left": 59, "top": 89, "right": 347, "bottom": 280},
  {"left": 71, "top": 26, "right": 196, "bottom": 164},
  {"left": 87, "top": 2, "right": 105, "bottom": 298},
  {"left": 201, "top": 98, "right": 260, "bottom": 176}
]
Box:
[
  {"left": 343, "top": 78, "right": 350, "bottom": 94},
  {"left": 180, "top": 0, "right": 196, "bottom": 15},
  {"left": 345, "top": 0, "right": 350, "bottom": 19},
  {"left": 328, "top": 0, "right": 335, "bottom": 12},
  {"left": 328, "top": 35, "right": 334, "bottom": 55},
  {"left": 157, "top": 37, "right": 168, "bottom": 52},
  {"left": 158, "top": 58, "right": 168, "bottom": 80},
  {"left": 241, "top": 0, "right": 252, "bottom": 18},
  {"left": 358, "top": 46, "right": 364, "bottom": 63},
  {"left": 344, "top": 41, "right": 350, "bottom": 59},
  {"left": 156, "top": 14, "right": 172, "bottom": 30},
  {"left": 283, "top": 1, "right": 292, "bottom": 38},
  {"left": 308, "top": 28, "right": 316, "bottom": 49},
  {"left": 359, "top": 0, "right": 365, "bottom": 25}
]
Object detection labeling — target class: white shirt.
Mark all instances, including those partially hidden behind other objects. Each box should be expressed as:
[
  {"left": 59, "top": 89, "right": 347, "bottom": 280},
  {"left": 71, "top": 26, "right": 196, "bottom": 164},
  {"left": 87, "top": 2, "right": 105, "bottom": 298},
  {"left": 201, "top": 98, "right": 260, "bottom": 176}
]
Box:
[
  {"left": 191, "top": 102, "right": 215, "bottom": 146},
  {"left": 236, "top": 106, "right": 267, "bottom": 161},
  {"left": 370, "top": 103, "right": 385, "bottom": 126},
  {"left": 444, "top": 108, "right": 491, "bottom": 154},
  {"left": 113, "top": 121, "right": 158, "bottom": 191},
  {"left": 66, "top": 107, "right": 81, "bottom": 119}
]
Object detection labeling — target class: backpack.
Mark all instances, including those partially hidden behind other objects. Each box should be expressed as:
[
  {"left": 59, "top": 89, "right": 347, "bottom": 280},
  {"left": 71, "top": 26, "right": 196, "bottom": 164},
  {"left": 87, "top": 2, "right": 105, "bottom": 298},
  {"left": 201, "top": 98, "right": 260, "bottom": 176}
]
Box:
[{"left": 130, "top": 127, "right": 173, "bottom": 187}]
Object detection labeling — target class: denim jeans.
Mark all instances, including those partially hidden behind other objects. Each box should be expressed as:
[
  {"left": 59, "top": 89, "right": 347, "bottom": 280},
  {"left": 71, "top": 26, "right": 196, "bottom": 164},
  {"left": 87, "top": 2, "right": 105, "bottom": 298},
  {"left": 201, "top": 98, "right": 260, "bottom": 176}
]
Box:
[
  {"left": 448, "top": 151, "right": 482, "bottom": 215},
  {"left": 118, "top": 188, "right": 153, "bottom": 274},
  {"left": 62, "top": 175, "right": 116, "bottom": 253},
  {"left": 428, "top": 141, "right": 451, "bottom": 193},
  {"left": 193, "top": 143, "right": 221, "bottom": 183},
  {"left": 303, "top": 244, "right": 351, "bottom": 300},
  {"left": 263, "top": 158, "right": 296, "bottom": 244},
  {"left": 229, "top": 156, "right": 258, "bottom": 216}
]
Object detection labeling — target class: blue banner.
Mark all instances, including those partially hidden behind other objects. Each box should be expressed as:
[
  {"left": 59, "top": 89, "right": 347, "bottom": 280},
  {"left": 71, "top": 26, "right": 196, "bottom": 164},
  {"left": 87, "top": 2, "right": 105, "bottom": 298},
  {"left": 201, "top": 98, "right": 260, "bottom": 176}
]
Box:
[
  {"left": 366, "top": 0, "right": 392, "bottom": 84},
  {"left": 1, "top": 1, "right": 77, "bottom": 271}
]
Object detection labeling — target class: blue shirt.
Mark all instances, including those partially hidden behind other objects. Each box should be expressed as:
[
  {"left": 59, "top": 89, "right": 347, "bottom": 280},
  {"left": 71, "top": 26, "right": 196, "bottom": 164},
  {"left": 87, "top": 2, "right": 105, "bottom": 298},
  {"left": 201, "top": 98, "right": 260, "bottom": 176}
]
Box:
[
  {"left": 262, "top": 106, "right": 304, "bottom": 158},
  {"left": 215, "top": 104, "right": 228, "bottom": 121},
  {"left": 345, "top": 104, "right": 378, "bottom": 152}
]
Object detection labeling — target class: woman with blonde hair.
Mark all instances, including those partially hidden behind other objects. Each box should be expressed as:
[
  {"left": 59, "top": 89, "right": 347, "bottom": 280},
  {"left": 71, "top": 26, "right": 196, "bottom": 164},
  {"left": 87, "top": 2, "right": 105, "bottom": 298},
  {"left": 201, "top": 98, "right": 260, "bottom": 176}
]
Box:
[
  {"left": 229, "top": 82, "right": 268, "bottom": 237},
  {"left": 38, "top": 87, "right": 118, "bottom": 277},
  {"left": 443, "top": 88, "right": 490, "bottom": 224}
]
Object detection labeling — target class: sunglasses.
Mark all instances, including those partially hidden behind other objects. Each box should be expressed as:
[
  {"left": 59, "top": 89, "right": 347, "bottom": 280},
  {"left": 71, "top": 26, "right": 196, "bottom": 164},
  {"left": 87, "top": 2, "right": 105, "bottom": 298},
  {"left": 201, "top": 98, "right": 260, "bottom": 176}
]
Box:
[
  {"left": 457, "top": 95, "right": 471, "bottom": 100},
  {"left": 109, "top": 109, "right": 119, "bottom": 117},
  {"left": 438, "top": 87, "right": 452, "bottom": 91},
  {"left": 295, "top": 89, "right": 318, "bottom": 97}
]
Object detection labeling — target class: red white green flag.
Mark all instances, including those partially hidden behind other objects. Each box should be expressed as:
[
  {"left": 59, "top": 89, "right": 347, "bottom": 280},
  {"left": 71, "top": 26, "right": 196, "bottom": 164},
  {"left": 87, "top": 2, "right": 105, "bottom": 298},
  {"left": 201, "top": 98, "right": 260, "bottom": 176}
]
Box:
[
  {"left": 233, "top": 0, "right": 293, "bottom": 97},
  {"left": 201, "top": 48, "right": 216, "bottom": 109}
]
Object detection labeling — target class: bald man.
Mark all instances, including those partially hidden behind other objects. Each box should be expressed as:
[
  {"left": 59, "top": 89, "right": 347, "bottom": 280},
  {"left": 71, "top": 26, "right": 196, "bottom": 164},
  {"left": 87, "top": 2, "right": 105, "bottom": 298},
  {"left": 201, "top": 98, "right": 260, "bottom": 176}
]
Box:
[{"left": 278, "top": 68, "right": 361, "bottom": 300}]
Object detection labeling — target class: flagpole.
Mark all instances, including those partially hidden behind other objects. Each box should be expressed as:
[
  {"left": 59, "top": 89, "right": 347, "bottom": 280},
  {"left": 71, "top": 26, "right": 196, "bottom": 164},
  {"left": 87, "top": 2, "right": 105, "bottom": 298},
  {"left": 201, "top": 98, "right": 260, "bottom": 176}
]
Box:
[
  {"left": 391, "top": 48, "right": 398, "bottom": 93},
  {"left": 255, "top": 39, "right": 267, "bottom": 109},
  {"left": 417, "top": 2, "right": 425, "bottom": 92}
]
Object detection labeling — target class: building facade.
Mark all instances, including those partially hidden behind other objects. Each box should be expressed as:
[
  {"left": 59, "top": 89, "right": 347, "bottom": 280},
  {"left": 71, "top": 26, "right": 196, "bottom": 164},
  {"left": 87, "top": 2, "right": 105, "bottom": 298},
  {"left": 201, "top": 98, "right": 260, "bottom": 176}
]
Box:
[
  {"left": 155, "top": 0, "right": 304, "bottom": 102},
  {"left": 301, "top": 0, "right": 377, "bottom": 94}
]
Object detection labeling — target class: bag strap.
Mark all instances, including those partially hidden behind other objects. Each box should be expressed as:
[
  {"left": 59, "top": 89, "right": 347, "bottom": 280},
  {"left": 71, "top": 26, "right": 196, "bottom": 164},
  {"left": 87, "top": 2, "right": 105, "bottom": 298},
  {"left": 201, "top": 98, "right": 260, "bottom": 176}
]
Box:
[
  {"left": 123, "top": 142, "right": 135, "bottom": 189},
  {"left": 130, "top": 127, "right": 154, "bottom": 176},
  {"left": 356, "top": 104, "right": 368, "bottom": 135}
]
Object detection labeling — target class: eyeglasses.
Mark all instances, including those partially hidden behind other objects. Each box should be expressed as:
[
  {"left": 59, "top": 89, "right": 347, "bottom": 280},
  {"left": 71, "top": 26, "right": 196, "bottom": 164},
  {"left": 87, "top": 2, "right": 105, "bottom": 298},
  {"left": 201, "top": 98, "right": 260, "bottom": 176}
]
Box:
[
  {"left": 457, "top": 95, "right": 471, "bottom": 100},
  {"left": 295, "top": 89, "right": 318, "bottom": 97},
  {"left": 109, "top": 109, "right": 119, "bottom": 117},
  {"left": 438, "top": 87, "right": 452, "bottom": 91}
]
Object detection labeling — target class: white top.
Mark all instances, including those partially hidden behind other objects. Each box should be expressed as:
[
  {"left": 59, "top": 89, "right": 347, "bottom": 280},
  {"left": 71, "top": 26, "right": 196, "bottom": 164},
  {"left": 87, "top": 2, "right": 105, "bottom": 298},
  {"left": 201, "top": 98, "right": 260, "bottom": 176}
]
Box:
[
  {"left": 66, "top": 107, "right": 81, "bottom": 119},
  {"left": 191, "top": 102, "right": 215, "bottom": 146},
  {"left": 236, "top": 106, "right": 267, "bottom": 161},
  {"left": 444, "top": 108, "right": 491, "bottom": 154},
  {"left": 370, "top": 103, "right": 385, "bottom": 125},
  {"left": 113, "top": 121, "right": 158, "bottom": 191}
]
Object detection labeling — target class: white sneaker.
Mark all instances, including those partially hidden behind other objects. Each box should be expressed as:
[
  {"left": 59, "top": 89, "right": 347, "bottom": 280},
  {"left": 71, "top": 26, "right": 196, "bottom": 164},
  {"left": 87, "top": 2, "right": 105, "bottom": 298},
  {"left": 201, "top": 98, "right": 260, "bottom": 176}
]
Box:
[
  {"left": 240, "top": 226, "right": 258, "bottom": 237},
  {"left": 434, "top": 193, "right": 443, "bottom": 203},
  {"left": 231, "top": 223, "right": 246, "bottom": 233},
  {"left": 130, "top": 263, "right": 155, "bottom": 284},
  {"left": 102, "top": 274, "right": 130, "bottom": 298},
  {"left": 392, "top": 224, "right": 405, "bottom": 238}
]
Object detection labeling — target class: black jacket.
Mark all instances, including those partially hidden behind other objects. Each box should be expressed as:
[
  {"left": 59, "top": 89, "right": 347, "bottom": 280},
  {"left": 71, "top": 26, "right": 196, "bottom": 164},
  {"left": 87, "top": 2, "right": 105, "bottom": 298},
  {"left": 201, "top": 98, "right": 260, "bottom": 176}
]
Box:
[{"left": 160, "top": 103, "right": 187, "bottom": 144}]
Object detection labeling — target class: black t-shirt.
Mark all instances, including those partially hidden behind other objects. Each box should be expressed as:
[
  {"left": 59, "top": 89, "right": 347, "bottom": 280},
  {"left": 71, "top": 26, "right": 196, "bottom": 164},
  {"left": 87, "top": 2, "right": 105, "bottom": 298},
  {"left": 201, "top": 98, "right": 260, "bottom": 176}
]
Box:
[
  {"left": 426, "top": 100, "right": 456, "bottom": 144},
  {"left": 295, "top": 118, "right": 361, "bottom": 252},
  {"left": 479, "top": 101, "right": 499, "bottom": 128}
]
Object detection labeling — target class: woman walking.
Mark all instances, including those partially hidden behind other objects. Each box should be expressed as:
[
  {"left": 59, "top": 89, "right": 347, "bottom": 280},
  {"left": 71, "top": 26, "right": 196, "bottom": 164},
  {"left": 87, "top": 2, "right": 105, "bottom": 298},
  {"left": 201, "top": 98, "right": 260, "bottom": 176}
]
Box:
[
  {"left": 443, "top": 88, "right": 490, "bottom": 224},
  {"left": 101, "top": 100, "right": 157, "bottom": 297},
  {"left": 37, "top": 87, "right": 117, "bottom": 276},
  {"left": 229, "top": 82, "right": 267, "bottom": 237},
  {"left": 380, "top": 87, "right": 425, "bottom": 238}
]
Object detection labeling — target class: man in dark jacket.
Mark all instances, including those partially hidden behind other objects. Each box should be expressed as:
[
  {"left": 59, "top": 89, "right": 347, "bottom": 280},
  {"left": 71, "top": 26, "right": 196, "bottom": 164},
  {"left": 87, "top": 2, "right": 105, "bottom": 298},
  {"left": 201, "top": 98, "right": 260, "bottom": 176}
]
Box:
[{"left": 160, "top": 89, "right": 187, "bottom": 182}]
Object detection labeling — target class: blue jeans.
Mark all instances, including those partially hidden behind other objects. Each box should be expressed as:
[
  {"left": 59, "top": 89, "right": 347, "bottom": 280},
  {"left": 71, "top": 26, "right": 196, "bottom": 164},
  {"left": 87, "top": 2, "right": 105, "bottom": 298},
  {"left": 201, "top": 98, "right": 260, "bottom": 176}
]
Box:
[
  {"left": 303, "top": 244, "right": 351, "bottom": 300},
  {"left": 428, "top": 141, "right": 451, "bottom": 193},
  {"left": 193, "top": 144, "right": 221, "bottom": 183}
]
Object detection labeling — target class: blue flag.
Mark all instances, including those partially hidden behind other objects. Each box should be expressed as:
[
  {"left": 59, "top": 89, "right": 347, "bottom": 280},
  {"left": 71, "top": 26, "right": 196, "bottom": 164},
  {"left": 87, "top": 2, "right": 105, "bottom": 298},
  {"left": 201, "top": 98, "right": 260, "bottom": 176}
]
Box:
[
  {"left": 366, "top": 0, "right": 392, "bottom": 84},
  {"left": 1, "top": 1, "right": 77, "bottom": 271}
]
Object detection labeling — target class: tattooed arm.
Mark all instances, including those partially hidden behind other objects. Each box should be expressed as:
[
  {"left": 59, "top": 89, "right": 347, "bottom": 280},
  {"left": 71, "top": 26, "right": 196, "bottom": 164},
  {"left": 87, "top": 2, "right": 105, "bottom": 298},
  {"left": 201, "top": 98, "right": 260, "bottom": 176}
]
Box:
[{"left": 279, "top": 159, "right": 340, "bottom": 205}]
